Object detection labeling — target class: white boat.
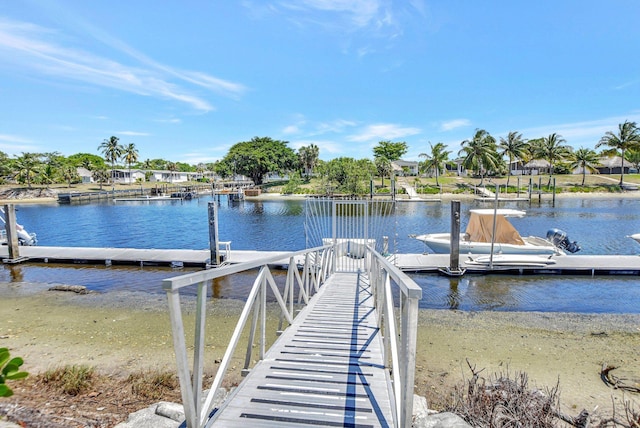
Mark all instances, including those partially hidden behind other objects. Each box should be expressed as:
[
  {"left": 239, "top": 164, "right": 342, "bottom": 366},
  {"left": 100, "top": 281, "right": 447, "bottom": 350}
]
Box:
[
  {"left": 629, "top": 234, "right": 640, "bottom": 245},
  {"left": 412, "top": 208, "right": 579, "bottom": 256},
  {"left": 0, "top": 207, "right": 37, "bottom": 246}
]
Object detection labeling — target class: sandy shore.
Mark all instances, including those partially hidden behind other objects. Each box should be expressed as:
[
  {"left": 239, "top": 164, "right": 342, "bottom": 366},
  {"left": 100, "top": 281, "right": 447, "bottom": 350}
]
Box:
[{"left": 1, "top": 282, "right": 638, "bottom": 419}]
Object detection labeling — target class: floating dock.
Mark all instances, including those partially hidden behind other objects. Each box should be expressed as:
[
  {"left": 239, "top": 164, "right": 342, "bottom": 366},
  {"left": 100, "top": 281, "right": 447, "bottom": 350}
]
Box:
[{"left": 1, "top": 246, "right": 639, "bottom": 275}]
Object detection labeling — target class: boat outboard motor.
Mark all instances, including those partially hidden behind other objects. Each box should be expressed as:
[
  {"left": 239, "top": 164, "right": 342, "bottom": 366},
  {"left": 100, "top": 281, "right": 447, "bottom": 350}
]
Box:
[{"left": 546, "top": 228, "right": 580, "bottom": 253}]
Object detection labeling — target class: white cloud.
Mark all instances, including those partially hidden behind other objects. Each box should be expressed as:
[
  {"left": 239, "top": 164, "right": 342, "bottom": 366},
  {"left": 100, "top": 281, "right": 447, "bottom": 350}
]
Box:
[
  {"left": 0, "top": 18, "right": 246, "bottom": 112},
  {"left": 0, "top": 134, "right": 31, "bottom": 144},
  {"left": 280, "top": 0, "right": 382, "bottom": 28},
  {"left": 155, "top": 118, "right": 182, "bottom": 124},
  {"left": 519, "top": 114, "right": 640, "bottom": 148},
  {"left": 440, "top": 119, "right": 471, "bottom": 131},
  {"left": 347, "top": 123, "right": 421, "bottom": 142},
  {"left": 282, "top": 117, "right": 357, "bottom": 137},
  {"left": 291, "top": 139, "right": 343, "bottom": 157},
  {"left": 282, "top": 125, "right": 301, "bottom": 135},
  {"left": 0, "top": 134, "right": 38, "bottom": 153}
]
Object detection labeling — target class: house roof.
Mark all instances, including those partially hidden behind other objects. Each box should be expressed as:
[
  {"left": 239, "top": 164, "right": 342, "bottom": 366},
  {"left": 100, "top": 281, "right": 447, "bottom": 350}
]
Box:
[
  {"left": 524, "top": 159, "right": 551, "bottom": 168},
  {"left": 598, "top": 155, "right": 624, "bottom": 168}
]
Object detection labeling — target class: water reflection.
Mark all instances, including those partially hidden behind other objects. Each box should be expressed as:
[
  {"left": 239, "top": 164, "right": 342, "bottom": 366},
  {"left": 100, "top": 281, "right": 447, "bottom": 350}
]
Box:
[
  {"left": 414, "top": 273, "right": 640, "bottom": 313},
  {"left": 446, "top": 278, "right": 461, "bottom": 310},
  {"left": 8, "top": 265, "right": 24, "bottom": 282}
]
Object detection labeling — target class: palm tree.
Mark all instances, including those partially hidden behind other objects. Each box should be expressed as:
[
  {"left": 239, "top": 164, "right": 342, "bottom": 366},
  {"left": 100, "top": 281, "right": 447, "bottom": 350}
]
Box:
[
  {"left": 536, "top": 133, "right": 571, "bottom": 186},
  {"left": 92, "top": 168, "right": 110, "bottom": 190},
  {"left": 13, "top": 152, "right": 43, "bottom": 188},
  {"left": 298, "top": 144, "right": 320, "bottom": 179},
  {"left": 596, "top": 121, "right": 640, "bottom": 185},
  {"left": 625, "top": 148, "right": 640, "bottom": 172},
  {"left": 166, "top": 162, "right": 177, "bottom": 183},
  {"left": 61, "top": 165, "right": 79, "bottom": 188},
  {"left": 122, "top": 143, "right": 139, "bottom": 185},
  {"left": 458, "top": 129, "right": 499, "bottom": 186},
  {"left": 419, "top": 142, "right": 450, "bottom": 186},
  {"left": 498, "top": 131, "right": 528, "bottom": 188},
  {"left": 98, "top": 136, "right": 123, "bottom": 184},
  {"left": 569, "top": 147, "right": 600, "bottom": 186},
  {"left": 374, "top": 156, "right": 392, "bottom": 187}
]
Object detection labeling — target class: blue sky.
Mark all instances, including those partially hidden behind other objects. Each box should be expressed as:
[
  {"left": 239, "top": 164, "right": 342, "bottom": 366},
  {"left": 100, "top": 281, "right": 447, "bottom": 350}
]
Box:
[{"left": 1, "top": 1, "right": 640, "bottom": 165}]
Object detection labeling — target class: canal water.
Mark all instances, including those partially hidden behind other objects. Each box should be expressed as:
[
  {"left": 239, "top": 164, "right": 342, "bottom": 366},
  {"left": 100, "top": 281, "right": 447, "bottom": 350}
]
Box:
[{"left": 1, "top": 196, "right": 639, "bottom": 313}]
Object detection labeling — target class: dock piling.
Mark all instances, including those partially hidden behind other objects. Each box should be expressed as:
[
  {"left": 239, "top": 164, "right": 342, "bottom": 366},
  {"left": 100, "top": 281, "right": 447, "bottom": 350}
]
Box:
[
  {"left": 208, "top": 201, "right": 221, "bottom": 266},
  {"left": 3, "top": 204, "right": 20, "bottom": 261}
]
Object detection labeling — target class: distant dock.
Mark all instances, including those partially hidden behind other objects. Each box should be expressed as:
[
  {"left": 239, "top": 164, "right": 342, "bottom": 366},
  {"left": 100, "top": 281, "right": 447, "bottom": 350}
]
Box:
[{"left": 1, "top": 246, "right": 640, "bottom": 275}]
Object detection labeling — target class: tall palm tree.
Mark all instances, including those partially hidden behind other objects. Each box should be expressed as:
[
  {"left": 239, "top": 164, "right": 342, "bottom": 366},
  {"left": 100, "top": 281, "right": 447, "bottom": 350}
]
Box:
[
  {"left": 122, "top": 143, "right": 139, "bottom": 185},
  {"left": 458, "top": 129, "right": 499, "bottom": 186},
  {"left": 98, "top": 136, "right": 123, "bottom": 185},
  {"left": 166, "top": 162, "right": 177, "bottom": 183},
  {"left": 498, "top": 131, "right": 528, "bottom": 187},
  {"left": 61, "top": 165, "right": 79, "bottom": 188},
  {"left": 625, "top": 148, "right": 640, "bottom": 172},
  {"left": 298, "top": 144, "right": 320, "bottom": 179},
  {"left": 536, "top": 133, "right": 571, "bottom": 186},
  {"left": 596, "top": 121, "right": 640, "bottom": 185},
  {"left": 13, "top": 152, "right": 43, "bottom": 188},
  {"left": 419, "top": 142, "right": 450, "bottom": 186},
  {"left": 569, "top": 147, "right": 600, "bottom": 186},
  {"left": 92, "top": 168, "right": 110, "bottom": 190},
  {"left": 374, "top": 156, "right": 392, "bottom": 187}
]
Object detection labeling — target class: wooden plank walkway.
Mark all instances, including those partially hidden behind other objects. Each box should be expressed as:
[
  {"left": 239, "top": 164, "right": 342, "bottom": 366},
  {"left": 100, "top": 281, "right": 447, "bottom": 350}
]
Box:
[{"left": 208, "top": 272, "right": 395, "bottom": 427}]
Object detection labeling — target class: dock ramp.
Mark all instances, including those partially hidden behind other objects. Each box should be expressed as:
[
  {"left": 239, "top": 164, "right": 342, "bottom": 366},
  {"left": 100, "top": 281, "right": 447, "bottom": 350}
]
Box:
[{"left": 163, "top": 198, "right": 422, "bottom": 427}]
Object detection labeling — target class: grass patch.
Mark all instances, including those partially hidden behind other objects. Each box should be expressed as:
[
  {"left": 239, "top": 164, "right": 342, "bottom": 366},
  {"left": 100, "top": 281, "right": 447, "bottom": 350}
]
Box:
[
  {"left": 127, "top": 370, "right": 179, "bottom": 401},
  {"left": 40, "top": 365, "right": 95, "bottom": 396}
]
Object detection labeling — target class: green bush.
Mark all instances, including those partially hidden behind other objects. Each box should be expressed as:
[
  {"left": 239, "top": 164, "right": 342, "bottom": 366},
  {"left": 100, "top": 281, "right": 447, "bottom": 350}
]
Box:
[{"left": 0, "top": 348, "right": 28, "bottom": 397}]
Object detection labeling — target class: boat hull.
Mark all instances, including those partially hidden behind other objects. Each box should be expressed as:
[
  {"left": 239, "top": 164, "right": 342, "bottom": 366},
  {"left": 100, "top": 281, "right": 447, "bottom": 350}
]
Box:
[{"left": 415, "top": 233, "right": 561, "bottom": 255}]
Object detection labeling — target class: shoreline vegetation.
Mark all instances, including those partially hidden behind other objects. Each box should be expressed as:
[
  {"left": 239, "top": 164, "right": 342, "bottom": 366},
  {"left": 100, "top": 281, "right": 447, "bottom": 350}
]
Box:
[
  {"left": 1, "top": 179, "right": 640, "bottom": 426},
  {"left": 1, "top": 172, "right": 640, "bottom": 204}
]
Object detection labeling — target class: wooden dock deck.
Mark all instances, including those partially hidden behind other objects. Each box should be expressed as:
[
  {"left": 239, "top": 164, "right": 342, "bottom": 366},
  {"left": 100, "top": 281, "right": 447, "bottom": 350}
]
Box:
[
  {"left": 208, "top": 271, "right": 394, "bottom": 427},
  {"left": 1, "top": 246, "right": 639, "bottom": 275}
]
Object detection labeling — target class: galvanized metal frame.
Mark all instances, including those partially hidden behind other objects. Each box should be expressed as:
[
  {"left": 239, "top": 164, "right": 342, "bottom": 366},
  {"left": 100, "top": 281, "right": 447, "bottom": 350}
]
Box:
[
  {"left": 163, "top": 245, "right": 333, "bottom": 428},
  {"left": 164, "top": 198, "right": 420, "bottom": 427},
  {"left": 368, "top": 246, "right": 423, "bottom": 428}
]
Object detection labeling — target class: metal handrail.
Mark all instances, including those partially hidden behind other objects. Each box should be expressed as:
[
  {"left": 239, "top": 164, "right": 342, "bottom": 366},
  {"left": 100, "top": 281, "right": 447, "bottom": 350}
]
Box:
[
  {"left": 163, "top": 244, "right": 334, "bottom": 428},
  {"left": 164, "top": 242, "right": 422, "bottom": 427},
  {"left": 367, "top": 245, "right": 423, "bottom": 428}
]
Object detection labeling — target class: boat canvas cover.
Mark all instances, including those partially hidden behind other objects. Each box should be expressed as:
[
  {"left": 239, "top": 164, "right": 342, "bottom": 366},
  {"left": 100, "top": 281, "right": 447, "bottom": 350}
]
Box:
[{"left": 465, "top": 212, "right": 525, "bottom": 245}]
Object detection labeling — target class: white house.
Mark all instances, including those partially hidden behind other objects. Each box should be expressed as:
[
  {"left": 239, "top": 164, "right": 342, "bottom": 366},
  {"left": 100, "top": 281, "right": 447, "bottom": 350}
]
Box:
[
  {"left": 147, "top": 170, "right": 197, "bottom": 183},
  {"left": 76, "top": 167, "right": 93, "bottom": 184},
  {"left": 111, "top": 169, "right": 146, "bottom": 184},
  {"left": 391, "top": 160, "right": 419, "bottom": 176}
]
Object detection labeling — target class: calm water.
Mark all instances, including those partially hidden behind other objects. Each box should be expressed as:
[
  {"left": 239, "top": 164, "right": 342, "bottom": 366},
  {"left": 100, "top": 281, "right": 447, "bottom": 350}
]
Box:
[{"left": 2, "top": 195, "right": 639, "bottom": 313}]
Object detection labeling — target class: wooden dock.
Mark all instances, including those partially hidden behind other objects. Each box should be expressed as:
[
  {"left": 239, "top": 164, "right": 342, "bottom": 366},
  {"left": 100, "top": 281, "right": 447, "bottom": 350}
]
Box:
[
  {"left": 1, "top": 246, "right": 639, "bottom": 275},
  {"left": 208, "top": 271, "right": 394, "bottom": 427}
]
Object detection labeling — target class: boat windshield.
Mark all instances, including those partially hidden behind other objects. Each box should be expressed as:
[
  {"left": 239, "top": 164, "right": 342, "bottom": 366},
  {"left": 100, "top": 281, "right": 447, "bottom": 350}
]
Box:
[{"left": 465, "top": 212, "right": 525, "bottom": 245}]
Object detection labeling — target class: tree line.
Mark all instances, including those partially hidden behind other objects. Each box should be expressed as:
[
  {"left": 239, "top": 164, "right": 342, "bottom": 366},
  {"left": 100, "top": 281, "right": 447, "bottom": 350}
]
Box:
[{"left": 1, "top": 121, "right": 639, "bottom": 192}]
